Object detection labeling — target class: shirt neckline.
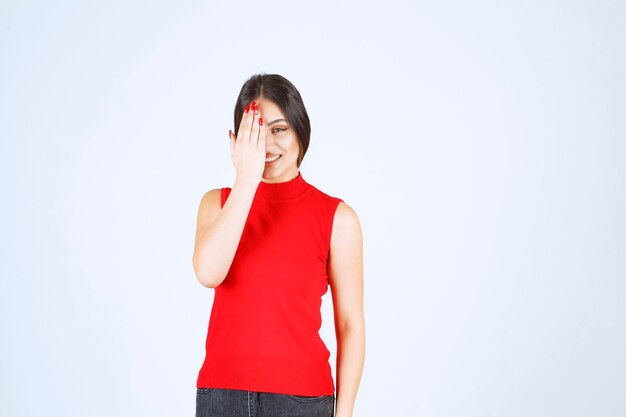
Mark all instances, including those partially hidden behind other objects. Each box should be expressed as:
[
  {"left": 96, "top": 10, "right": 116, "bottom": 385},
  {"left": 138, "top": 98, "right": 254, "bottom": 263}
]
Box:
[{"left": 255, "top": 170, "right": 311, "bottom": 201}]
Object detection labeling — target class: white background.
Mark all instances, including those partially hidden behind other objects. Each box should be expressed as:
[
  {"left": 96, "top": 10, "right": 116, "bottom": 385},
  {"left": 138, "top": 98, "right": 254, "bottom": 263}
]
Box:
[{"left": 1, "top": 1, "right": 624, "bottom": 416}]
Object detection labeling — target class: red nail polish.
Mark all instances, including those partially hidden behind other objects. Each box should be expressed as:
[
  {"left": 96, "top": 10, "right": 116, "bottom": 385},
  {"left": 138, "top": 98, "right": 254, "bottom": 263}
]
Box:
[
  {"left": 259, "top": 118, "right": 263, "bottom": 126},
  {"left": 244, "top": 104, "right": 250, "bottom": 113},
  {"left": 251, "top": 101, "right": 256, "bottom": 109}
]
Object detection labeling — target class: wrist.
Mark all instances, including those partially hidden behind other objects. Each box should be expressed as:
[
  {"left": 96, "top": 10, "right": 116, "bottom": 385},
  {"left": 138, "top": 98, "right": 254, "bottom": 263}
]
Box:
[{"left": 233, "top": 176, "right": 260, "bottom": 192}]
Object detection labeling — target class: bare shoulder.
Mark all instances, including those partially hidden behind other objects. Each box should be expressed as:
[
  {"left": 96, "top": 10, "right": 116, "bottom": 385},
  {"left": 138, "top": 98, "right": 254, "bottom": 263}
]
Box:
[
  {"left": 197, "top": 188, "right": 222, "bottom": 227},
  {"left": 200, "top": 187, "right": 222, "bottom": 208},
  {"left": 201, "top": 187, "right": 222, "bottom": 205},
  {"left": 331, "top": 201, "right": 362, "bottom": 248},
  {"left": 334, "top": 201, "right": 359, "bottom": 224}
]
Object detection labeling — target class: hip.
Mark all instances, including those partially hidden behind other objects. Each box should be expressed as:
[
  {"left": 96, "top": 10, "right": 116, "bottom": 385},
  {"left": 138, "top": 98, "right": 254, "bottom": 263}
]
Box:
[{"left": 195, "top": 387, "right": 335, "bottom": 417}]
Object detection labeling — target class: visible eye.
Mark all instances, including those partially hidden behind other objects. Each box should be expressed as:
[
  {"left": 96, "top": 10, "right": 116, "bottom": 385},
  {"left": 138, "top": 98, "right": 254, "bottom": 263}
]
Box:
[{"left": 272, "top": 127, "right": 288, "bottom": 134}]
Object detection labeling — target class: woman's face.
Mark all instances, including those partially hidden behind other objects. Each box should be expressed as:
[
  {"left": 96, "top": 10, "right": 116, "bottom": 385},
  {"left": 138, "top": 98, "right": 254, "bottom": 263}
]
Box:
[{"left": 255, "top": 97, "right": 300, "bottom": 183}]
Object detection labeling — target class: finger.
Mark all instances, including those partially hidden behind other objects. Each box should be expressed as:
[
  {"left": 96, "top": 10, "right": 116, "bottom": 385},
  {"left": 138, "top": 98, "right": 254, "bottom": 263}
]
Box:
[
  {"left": 257, "top": 116, "right": 266, "bottom": 150},
  {"left": 238, "top": 101, "right": 254, "bottom": 143},
  {"left": 245, "top": 101, "right": 259, "bottom": 143},
  {"left": 249, "top": 102, "right": 260, "bottom": 144}
]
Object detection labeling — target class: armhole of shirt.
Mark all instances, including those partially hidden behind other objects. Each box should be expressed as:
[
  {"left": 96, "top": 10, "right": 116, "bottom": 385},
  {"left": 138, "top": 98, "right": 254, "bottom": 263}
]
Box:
[
  {"left": 220, "top": 187, "right": 232, "bottom": 209},
  {"left": 325, "top": 197, "right": 344, "bottom": 284},
  {"left": 327, "top": 197, "right": 344, "bottom": 254}
]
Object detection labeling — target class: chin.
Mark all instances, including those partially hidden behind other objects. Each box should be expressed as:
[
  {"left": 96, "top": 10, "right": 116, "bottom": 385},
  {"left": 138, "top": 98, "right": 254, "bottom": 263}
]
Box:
[
  {"left": 262, "top": 170, "right": 279, "bottom": 179},
  {"left": 262, "top": 165, "right": 294, "bottom": 181}
]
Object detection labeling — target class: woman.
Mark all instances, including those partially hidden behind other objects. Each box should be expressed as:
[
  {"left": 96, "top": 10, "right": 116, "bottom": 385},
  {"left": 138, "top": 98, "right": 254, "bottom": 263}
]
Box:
[{"left": 192, "top": 73, "right": 365, "bottom": 417}]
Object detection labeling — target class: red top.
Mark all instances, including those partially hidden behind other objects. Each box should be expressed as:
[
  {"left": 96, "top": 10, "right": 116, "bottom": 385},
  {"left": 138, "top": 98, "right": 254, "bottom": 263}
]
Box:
[{"left": 196, "top": 171, "right": 343, "bottom": 396}]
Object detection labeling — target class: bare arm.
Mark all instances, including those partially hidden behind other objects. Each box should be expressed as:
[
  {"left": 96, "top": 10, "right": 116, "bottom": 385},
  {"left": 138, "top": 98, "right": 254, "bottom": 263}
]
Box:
[
  {"left": 192, "top": 180, "right": 259, "bottom": 288},
  {"left": 329, "top": 202, "right": 365, "bottom": 417},
  {"left": 192, "top": 100, "right": 266, "bottom": 288}
]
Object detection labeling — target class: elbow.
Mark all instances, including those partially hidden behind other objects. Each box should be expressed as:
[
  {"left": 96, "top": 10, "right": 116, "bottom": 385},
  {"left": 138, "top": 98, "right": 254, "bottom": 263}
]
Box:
[
  {"left": 196, "top": 273, "right": 217, "bottom": 288},
  {"left": 192, "top": 254, "right": 219, "bottom": 288},
  {"left": 336, "top": 314, "right": 366, "bottom": 335},
  {"left": 337, "top": 322, "right": 366, "bottom": 336},
  {"left": 195, "top": 269, "right": 222, "bottom": 288},
  {"left": 196, "top": 273, "right": 223, "bottom": 288}
]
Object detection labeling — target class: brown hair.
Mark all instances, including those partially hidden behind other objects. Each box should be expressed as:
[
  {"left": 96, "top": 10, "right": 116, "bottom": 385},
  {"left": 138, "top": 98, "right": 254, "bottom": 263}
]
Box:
[{"left": 233, "top": 74, "right": 311, "bottom": 167}]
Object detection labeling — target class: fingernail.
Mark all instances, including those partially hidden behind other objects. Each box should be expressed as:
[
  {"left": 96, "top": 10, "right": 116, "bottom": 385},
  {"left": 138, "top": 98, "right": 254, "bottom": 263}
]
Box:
[
  {"left": 244, "top": 104, "right": 250, "bottom": 113},
  {"left": 229, "top": 129, "right": 232, "bottom": 137},
  {"left": 259, "top": 118, "right": 263, "bottom": 126}
]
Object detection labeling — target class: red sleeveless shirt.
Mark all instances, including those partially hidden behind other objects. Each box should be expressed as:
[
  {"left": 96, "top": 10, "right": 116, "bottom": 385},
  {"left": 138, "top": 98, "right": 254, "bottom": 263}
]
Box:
[{"left": 196, "top": 171, "right": 343, "bottom": 396}]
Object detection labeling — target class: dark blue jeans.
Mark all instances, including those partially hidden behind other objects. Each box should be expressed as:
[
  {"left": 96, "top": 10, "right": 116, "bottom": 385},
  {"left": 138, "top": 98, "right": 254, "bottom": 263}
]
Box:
[{"left": 195, "top": 387, "right": 335, "bottom": 417}]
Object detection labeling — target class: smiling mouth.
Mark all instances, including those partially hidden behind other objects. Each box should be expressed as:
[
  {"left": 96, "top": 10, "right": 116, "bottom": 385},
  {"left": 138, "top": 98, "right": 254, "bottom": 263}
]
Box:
[{"left": 265, "top": 154, "right": 281, "bottom": 162}]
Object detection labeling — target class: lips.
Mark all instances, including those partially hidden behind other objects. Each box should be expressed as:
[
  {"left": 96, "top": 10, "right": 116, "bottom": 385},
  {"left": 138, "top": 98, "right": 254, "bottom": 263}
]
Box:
[{"left": 265, "top": 154, "right": 281, "bottom": 162}]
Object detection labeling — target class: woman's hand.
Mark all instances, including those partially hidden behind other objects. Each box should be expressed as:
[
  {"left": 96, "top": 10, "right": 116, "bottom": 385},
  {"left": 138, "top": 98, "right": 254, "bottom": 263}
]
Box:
[{"left": 229, "top": 101, "right": 266, "bottom": 187}]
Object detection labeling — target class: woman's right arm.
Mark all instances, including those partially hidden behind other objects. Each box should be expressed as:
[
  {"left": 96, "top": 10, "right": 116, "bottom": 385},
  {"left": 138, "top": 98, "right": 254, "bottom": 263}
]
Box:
[
  {"left": 192, "top": 100, "right": 266, "bottom": 288},
  {"left": 191, "top": 179, "right": 258, "bottom": 288}
]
